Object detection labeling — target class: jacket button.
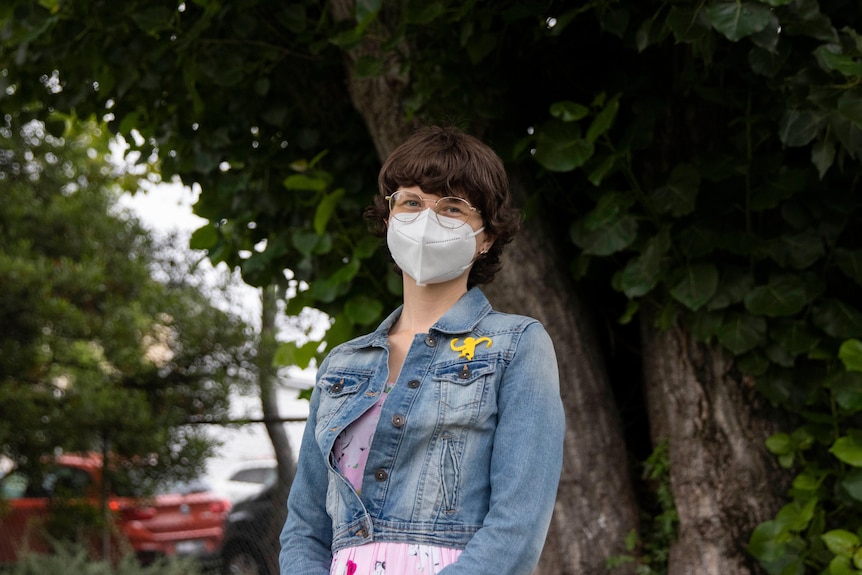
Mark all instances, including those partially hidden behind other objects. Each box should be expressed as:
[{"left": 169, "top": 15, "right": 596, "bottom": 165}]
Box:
[
  {"left": 331, "top": 381, "right": 344, "bottom": 393},
  {"left": 355, "top": 528, "right": 367, "bottom": 538},
  {"left": 407, "top": 379, "right": 420, "bottom": 389},
  {"left": 374, "top": 468, "right": 388, "bottom": 481},
  {"left": 424, "top": 335, "right": 437, "bottom": 347},
  {"left": 392, "top": 414, "right": 405, "bottom": 427}
]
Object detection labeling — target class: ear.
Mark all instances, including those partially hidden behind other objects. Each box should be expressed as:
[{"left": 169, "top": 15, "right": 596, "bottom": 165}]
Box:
[{"left": 479, "top": 236, "right": 495, "bottom": 255}]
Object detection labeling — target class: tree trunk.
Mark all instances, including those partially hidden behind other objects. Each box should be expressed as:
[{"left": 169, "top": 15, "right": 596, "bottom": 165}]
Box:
[
  {"left": 483, "top": 181, "right": 639, "bottom": 575},
  {"left": 260, "top": 284, "right": 296, "bottom": 575},
  {"left": 640, "top": 310, "right": 787, "bottom": 575}
]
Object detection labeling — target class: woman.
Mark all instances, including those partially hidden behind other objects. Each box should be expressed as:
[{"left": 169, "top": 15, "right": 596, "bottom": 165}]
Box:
[{"left": 280, "top": 126, "right": 565, "bottom": 575}]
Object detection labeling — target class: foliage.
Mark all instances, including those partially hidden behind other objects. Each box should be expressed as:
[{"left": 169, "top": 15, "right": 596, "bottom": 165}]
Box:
[
  {"left": 0, "top": 542, "right": 203, "bottom": 575},
  {"left": 3, "top": 0, "right": 862, "bottom": 572},
  {"left": 0, "top": 112, "right": 254, "bottom": 487},
  {"left": 607, "top": 441, "right": 679, "bottom": 574}
]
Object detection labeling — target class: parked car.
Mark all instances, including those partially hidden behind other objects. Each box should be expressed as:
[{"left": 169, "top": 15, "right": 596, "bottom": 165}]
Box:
[
  {"left": 220, "top": 480, "right": 286, "bottom": 575},
  {"left": 0, "top": 453, "right": 231, "bottom": 566},
  {"left": 208, "top": 459, "right": 277, "bottom": 504}
]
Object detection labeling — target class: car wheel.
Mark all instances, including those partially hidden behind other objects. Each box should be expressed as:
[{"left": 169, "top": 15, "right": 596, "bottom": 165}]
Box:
[{"left": 223, "top": 546, "right": 267, "bottom": 575}]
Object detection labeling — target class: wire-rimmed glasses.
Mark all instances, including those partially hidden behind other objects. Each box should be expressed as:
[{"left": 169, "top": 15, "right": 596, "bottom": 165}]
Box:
[{"left": 385, "top": 190, "right": 481, "bottom": 229}]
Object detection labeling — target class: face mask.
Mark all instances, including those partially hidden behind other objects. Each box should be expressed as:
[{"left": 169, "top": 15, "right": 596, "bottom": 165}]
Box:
[{"left": 387, "top": 210, "right": 484, "bottom": 286}]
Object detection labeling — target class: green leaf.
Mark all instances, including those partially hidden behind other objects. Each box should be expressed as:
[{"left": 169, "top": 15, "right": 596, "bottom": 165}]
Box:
[
  {"left": 840, "top": 340, "right": 862, "bottom": 372},
  {"left": 831, "top": 436, "right": 862, "bottom": 467},
  {"left": 355, "top": 0, "right": 382, "bottom": 26},
  {"left": 549, "top": 101, "right": 589, "bottom": 122},
  {"left": 343, "top": 295, "right": 383, "bottom": 326},
  {"left": 570, "top": 214, "right": 638, "bottom": 256},
  {"left": 812, "top": 300, "right": 862, "bottom": 339},
  {"left": 769, "top": 321, "right": 820, "bottom": 355},
  {"left": 775, "top": 498, "right": 817, "bottom": 532},
  {"left": 822, "top": 530, "right": 861, "bottom": 558},
  {"left": 814, "top": 44, "right": 862, "bottom": 77},
  {"left": 313, "top": 188, "right": 345, "bottom": 235},
  {"left": 283, "top": 173, "right": 327, "bottom": 192},
  {"left": 533, "top": 121, "right": 594, "bottom": 172},
  {"left": 717, "top": 312, "right": 767, "bottom": 355},
  {"left": 830, "top": 555, "right": 857, "bottom": 575},
  {"left": 765, "top": 433, "right": 792, "bottom": 455},
  {"left": 832, "top": 372, "right": 862, "bottom": 412},
  {"left": 841, "top": 469, "right": 862, "bottom": 503},
  {"left": 766, "top": 229, "right": 824, "bottom": 270},
  {"left": 707, "top": 2, "right": 772, "bottom": 42},
  {"left": 778, "top": 109, "right": 823, "bottom": 147},
  {"left": 651, "top": 163, "right": 700, "bottom": 217},
  {"left": 743, "top": 275, "right": 821, "bottom": 317},
  {"left": 669, "top": 263, "right": 719, "bottom": 311},
  {"left": 618, "top": 228, "right": 671, "bottom": 298},
  {"left": 586, "top": 94, "right": 620, "bottom": 143},
  {"left": 835, "top": 249, "right": 862, "bottom": 287},
  {"left": 189, "top": 223, "right": 219, "bottom": 250},
  {"left": 838, "top": 90, "right": 862, "bottom": 128}
]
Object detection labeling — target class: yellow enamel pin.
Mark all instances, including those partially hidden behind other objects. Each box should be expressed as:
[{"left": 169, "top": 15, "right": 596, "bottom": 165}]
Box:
[{"left": 450, "top": 336, "right": 492, "bottom": 361}]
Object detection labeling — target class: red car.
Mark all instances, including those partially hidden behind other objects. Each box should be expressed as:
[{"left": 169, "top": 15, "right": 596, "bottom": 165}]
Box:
[{"left": 0, "top": 453, "right": 231, "bottom": 566}]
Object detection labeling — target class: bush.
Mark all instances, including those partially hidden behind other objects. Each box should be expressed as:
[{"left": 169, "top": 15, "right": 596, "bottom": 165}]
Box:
[{"left": 0, "top": 542, "right": 205, "bottom": 575}]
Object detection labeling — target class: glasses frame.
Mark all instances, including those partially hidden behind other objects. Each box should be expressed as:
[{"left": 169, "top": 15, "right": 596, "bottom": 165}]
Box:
[{"left": 385, "top": 190, "right": 482, "bottom": 229}]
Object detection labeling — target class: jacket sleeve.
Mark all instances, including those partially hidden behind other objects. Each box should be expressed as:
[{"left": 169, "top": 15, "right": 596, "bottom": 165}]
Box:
[
  {"left": 279, "top": 377, "right": 333, "bottom": 575},
  {"left": 440, "top": 321, "right": 565, "bottom": 575}
]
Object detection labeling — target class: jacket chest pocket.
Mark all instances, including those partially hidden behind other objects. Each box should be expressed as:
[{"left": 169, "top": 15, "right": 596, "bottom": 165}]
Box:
[
  {"left": 316, "top": 371, "right": 370, "bottom": 425},
  {"left": 433, "top": 360, "right": 496, "bottom": 415}
]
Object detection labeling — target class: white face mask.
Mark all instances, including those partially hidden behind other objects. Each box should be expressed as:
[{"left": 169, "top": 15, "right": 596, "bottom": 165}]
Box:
[{"left": 386, "top": 210, "right": 484, "bottom": 286}]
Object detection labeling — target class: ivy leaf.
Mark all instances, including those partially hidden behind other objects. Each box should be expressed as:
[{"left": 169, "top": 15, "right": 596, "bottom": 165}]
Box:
[
  {"left": 717, "top": 312, "right": 767, "bottom": 354},
  {"left": 707, "top": 2, "right": 772, "bottom": 42},
  {"left": 744, "top": 274, "right": 823, "bottom": 317},
  {"left": 831, "top": 436, "right": 862, "bottom": 467},
  {"left": 707, "top": 267, "right": 754, "bottom": 310},
  {"left": 831, "top": 372, "right": 862, "bottom": 412},
  {"left": 840, "top": 340, "right": 862, "bottom": 372},
  {"left": 838, "top": 90, "right": 862, "bottom": 129},
  {"left": 814, "top": 44, "right": 862, "bottom": 77},
  {"left": 283, "top": 173, "right": 328, "bottom": 192},
  {"left": 650, "top": 163, "right": 700, "bottom": 217},
  {"left": 586, "top": 93, "right": 620, "bottom": 143},
  {"left": 669, "top": 262, "right": 719, "bottom": 311},
  {"left": 313, "top": 188, "right": 345, "bottom": 235},
  {"left": 618, "top": 228, "right": 671, "bottom": 298},
  {"left": 533, "top": 121, "right": 594, "bottom": 172},
  {"left": 778, "top": 109, "right": 822, "bottom": 147},
  {"left": 811, "top": 137, "right": 836, "bottom": 179},
  {"left": 189, "top": 223, "right": 219, "bottom": 250},
  {"left": 570, "top": 213, "right": 638, "bottom": 256},
  {"left": 549, "top": 101, "right": 589, "bottom": 122},
  {"left": 766, "top": 229, "right": 824, "bottom": 270},
  {"left": 835, "top": 248, "right": 862, "bottom": 287},
  {"left": 822, "top": 529, "right": 861, "bottom": 558},
  {"left": 343, "top": 294, "right": 383, "bottom": 326},
  {"left": 812, "top": 300, "right": 862, "bottom": 339}
]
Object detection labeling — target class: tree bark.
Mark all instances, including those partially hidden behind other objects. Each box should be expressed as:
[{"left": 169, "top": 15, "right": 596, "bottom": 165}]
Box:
[
  {"left": 483, "top": 185, "right": 639, "bottom": 575},
  {"left": 640, "top": 311, "right": 787, "bottom": 575},
  {"left": 260, "top": 284, "right": 296, "bottom": 575}
]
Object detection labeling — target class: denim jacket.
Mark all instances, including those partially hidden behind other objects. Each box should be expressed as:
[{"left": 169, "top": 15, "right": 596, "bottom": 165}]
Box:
[{"left": 280, "top": 288, "right": 564, "bottom": 575}]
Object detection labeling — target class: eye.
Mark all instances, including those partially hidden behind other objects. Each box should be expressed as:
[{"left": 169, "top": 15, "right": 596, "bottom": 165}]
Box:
[{"left": 438, "top": 198, "right": 469, "bottom": 216}]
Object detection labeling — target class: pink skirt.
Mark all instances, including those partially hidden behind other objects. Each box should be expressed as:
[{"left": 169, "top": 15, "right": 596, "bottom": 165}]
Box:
[{"left": 331, "top": 542, "right": 462, "bottom": 575}]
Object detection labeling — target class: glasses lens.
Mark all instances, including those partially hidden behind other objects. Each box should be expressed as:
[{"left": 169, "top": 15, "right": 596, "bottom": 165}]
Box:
[
  {"left": 434, "top": 197, "right": 472, "bottom": 229},
  {"left": 389, "top": 191, "right": 424, "bottom": 222}
]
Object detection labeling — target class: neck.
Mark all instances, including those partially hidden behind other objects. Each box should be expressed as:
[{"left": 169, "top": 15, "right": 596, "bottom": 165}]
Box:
[{"left": 392, "top": 279, "right": 468, "bottom": 335}]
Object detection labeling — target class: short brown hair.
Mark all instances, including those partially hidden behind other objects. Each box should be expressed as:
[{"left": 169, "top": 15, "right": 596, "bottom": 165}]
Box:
[{"left": 364, "top": 126, "right": 520, "bottom": 287}]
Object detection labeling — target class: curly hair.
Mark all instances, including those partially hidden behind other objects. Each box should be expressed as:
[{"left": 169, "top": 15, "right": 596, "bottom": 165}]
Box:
[{"left": 364, "top": 126, "right": 521, "bottom": 287}]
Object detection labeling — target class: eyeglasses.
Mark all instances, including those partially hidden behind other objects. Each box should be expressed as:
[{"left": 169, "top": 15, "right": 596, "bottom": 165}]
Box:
[{"left": 385, "top": 190, "right": 481, "bottom": 229}]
